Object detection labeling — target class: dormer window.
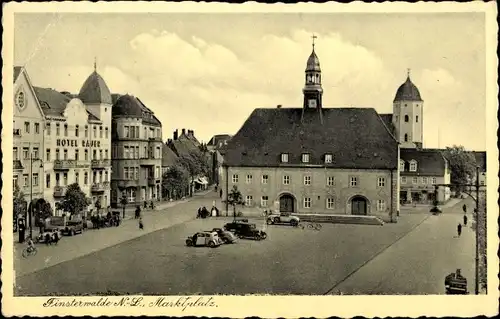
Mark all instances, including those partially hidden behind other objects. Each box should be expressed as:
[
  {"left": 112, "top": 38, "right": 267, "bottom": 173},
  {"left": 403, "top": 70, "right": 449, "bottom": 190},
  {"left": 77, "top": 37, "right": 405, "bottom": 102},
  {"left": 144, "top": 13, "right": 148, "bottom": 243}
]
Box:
[
  {"left": 281, "top": 153, "right": 289, "bottom": 163},
  {"left": 399, "top": 160, "right": 405, "bottom": 171},
  {"left": 301, "top": 153, "right": 310, "bottom": 163},
  {"left": 409, "top": 160, "right": 417, "bottom": 172},
  {"left": 325, "top": 154, "right": 333, "bottom": 164}
]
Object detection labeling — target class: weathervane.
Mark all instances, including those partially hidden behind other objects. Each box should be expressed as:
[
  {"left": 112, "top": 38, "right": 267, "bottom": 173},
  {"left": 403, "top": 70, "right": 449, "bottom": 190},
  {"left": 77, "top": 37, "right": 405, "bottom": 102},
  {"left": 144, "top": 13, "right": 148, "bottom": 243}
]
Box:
[{"left": 312, "top": 34, "right": 317, "bottom": 50}]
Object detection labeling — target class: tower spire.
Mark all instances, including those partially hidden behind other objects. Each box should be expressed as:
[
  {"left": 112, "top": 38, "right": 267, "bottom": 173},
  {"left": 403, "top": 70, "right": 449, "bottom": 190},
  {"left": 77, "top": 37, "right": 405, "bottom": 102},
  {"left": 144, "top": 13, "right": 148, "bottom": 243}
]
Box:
[
  {"left": 94, "top": 57, "right": 97, "bottom": 72},
  {"left": 407, "top": 68, "right": 411, "bottom": 79}
]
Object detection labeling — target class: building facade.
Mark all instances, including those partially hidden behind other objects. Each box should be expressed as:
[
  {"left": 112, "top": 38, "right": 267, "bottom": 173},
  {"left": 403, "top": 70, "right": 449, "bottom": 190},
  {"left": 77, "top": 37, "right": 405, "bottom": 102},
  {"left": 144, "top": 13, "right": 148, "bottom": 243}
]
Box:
[
  {"left": 13, "top": 67, "right": 46, "bottom": 203},
  {"left": 222, "top": 43, "right": 400, "bottom": 220},
  {"left": 111, "top": 94, "right": 163, "bottom": 207},
  {"left": 207, "top": 134, "right": 232, "bottom": 185}
]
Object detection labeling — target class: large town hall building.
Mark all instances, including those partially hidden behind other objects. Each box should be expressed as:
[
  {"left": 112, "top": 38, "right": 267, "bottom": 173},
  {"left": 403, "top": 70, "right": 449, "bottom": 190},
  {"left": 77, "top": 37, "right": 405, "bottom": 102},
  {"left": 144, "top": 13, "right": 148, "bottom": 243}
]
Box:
[{"left": 222, "top": 43, "right": 400, "bottom": 221}]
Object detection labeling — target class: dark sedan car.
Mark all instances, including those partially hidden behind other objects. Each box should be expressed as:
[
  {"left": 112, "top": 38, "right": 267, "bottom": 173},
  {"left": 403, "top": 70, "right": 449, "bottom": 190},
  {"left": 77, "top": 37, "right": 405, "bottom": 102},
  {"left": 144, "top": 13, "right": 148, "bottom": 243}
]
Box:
[
  {"left": 223, "top": 221, "right": 267, "bottom": 240},
  {"left": 211, "top": 228, "right": 238, "bottom": 244}
]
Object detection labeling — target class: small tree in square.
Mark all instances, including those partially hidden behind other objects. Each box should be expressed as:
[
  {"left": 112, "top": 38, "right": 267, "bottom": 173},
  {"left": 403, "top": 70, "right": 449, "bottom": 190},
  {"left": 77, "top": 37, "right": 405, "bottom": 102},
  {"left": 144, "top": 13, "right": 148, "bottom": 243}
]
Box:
[
  {"left": 226, "top": 185, "right": 244, "bottom": 220},
  {"left": 13, "top": 185, "right": 27, "bottom": 220}
]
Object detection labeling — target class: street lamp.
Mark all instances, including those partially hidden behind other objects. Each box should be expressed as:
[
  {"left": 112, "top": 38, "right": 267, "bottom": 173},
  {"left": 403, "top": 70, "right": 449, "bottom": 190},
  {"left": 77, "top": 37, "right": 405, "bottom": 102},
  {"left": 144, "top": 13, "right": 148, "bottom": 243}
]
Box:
[{"left": 28, "top": 150, "right": 43, "bottom": 239}]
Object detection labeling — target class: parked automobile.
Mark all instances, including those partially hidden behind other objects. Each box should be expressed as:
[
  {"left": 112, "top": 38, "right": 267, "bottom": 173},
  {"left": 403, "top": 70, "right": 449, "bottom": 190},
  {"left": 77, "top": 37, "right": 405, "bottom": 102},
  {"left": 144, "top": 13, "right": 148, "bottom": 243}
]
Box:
[
  {"left": 211, "top": 228, "right": 238, "bottom": 244},
  {"left": 35, "top": 228, "right": 63, "bottom": 244},
  {"left": 223, "top": 220, "right": 267, "bottom": 240},
  {"left": 186, "top": 231, "right": 224, "bottom": 248},
  {"left": 266, "top": 212, "right": 300, "bottom": 226},
  {"left": 61, "top": 220, "right": 84, "bottom": 236}
]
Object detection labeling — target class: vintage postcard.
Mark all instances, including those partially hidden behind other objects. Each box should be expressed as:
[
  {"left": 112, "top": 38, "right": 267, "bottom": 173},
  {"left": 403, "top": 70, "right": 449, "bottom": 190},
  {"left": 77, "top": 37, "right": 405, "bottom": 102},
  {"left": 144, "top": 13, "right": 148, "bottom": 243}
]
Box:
[{"left": 2, "top": 1, "right": 499, "bottom": 318}]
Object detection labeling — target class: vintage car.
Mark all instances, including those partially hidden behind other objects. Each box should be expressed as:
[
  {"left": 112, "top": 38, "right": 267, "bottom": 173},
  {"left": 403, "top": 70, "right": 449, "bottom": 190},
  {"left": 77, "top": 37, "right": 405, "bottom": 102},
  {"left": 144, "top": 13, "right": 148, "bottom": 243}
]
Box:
[
  {"left": 185, "top": 231, "right": 224, "bottom": 248},
  {"left": 35, "top": 228, "right": 63, "bottom": 244},
  {"left": 211, "top": 228, "right": 238, "bottom": 244},
  {"left": 266, "top": 212, "right": 300, "bottom": 226},
  {"left": 223, "top": 220, "right": 267, "bottom": 240},
  {"left": 444, "top": 269, "right": 468, "bottom": 294}
]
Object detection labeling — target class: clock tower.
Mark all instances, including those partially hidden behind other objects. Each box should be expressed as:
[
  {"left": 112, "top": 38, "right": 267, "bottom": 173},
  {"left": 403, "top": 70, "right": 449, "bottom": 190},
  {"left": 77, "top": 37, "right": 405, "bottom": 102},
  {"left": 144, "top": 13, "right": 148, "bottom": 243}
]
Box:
[{"left": 303, "top": 35, "right": 323, "bottom": 111}]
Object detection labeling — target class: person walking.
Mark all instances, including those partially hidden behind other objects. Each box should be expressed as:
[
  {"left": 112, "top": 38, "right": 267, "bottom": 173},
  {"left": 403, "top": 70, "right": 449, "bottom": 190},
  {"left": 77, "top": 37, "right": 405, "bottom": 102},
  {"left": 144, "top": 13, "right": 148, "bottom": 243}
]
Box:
[
  {"left": 462, "top": 204, "right": 467, "bottom": 213},
  {"left": 219, "top": 189, "right": 223, "bottom": 199},
  {"left": 138, "top": 217, "right": 144, "bottom": 230},
  {"left": 135, "top": 205, "right": 141, "bottom": 219},
  {"left": 463, "top": 214, "right": 468, "bottom": 226},
  {"left": 457, "top": 223, "right": 462, "bottom": 237}
]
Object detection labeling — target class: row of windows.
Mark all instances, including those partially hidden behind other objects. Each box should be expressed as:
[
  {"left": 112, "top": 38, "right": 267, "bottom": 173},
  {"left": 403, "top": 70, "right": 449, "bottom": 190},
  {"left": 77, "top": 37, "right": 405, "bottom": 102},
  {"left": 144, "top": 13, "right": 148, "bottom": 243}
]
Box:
[
  {"left": 245, "top": 195, "right": 386, "bottom": 211},
  {"left": 401, "top": 176, "right": 437, "bottom": 185},
  {"left": 123, "top": 167, "right": 161, "bottom": 180},
  {"left": 123, "top": 125, "right": 161, "bottom": 139},
  {"left": 46, "top": 123, "right": 109, "bottom": 139},
  {"left": 280, "top": 153, "right": 334, "bottom": 164},
  {"left": 13, "top": 147, "right": 110, "bottom": 162},
  {"left": 122, "top": 145, "right": 161, "bottom": 159},
  {"left": 13, "top": 170, "right": 109, "bottom": 188},
  {"left": 400, "top": 160, "right": 418, "bottom": 172},
  {"left": 233, "top": 174, "right": 386, "bottom": 187},
  {"left": 18, "top": 121, "right": 41, "bottom": 134},
  {"left": 402, "top": 114, "right": 419, "bottom": 123}
]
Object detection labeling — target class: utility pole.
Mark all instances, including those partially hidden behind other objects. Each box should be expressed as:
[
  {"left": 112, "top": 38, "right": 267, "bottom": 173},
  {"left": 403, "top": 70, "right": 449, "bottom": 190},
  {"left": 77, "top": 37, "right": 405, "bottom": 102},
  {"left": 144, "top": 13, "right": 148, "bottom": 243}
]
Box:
[{"left": 475, "top": 165, "right": 480, "bottom": 295}]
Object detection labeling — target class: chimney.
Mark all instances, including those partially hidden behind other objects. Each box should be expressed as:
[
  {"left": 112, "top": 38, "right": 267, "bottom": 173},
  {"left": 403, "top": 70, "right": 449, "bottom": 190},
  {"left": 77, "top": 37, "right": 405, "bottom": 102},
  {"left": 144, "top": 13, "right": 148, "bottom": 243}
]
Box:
[
  {"left": 277, "top": 104, "right": 282, "bottom": 108},
  {"left": 167, "top": 138, "right": 172, "bottom": 144},
  {"left": 182, "top": 128, "right": 186, "bottom": 135},
  {"left": 173, "top": 130, "right": 178, "bottom": 140},
  {"left": 190, "top": 130, "right": 194, "bottom": 137}
]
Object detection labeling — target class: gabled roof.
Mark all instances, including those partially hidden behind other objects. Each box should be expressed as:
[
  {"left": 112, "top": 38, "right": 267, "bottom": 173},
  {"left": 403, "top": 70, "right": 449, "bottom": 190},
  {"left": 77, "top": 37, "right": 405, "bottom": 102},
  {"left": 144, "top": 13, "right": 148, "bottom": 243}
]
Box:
[
  {"left": 400, "top": 149, "right": 447, "bottom": 176},
  {"left": 224, "top": 107, "right": 399, "bottom": 169},
  {"left": 162, "top": 143, "right": 179, "bottom": 167},
  {"left": 112, "top": 94, "right": 161, "bottom": 126}
]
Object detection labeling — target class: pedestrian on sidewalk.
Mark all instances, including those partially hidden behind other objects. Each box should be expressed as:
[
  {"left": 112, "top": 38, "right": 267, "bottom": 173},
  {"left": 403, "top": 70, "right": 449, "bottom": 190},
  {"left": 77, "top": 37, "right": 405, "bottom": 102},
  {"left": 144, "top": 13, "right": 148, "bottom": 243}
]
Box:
[
  {"left": 135, "top": 206, "right": 141, "bottom": 219},
  {"left": 457, "top": 223, "right": 462, "bottom": 237},
  {"left": 139, "top": 217, "right": 144, "bottom": 230},
  {"left": 219, "top": 189, "right": 223, "bottom": 198},
  {"left": 463, "top": 214, "right": 468, "bottom": 226},
  {"left": 463, "top": 204, "right": 467, "bottom": 213}
]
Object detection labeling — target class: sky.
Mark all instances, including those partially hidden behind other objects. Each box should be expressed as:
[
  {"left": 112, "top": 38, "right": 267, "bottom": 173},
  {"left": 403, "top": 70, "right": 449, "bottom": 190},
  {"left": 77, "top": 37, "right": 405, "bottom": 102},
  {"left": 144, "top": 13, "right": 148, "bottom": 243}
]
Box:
[{"left": 14, "top": 12, "right": 487, "bottom": 150}]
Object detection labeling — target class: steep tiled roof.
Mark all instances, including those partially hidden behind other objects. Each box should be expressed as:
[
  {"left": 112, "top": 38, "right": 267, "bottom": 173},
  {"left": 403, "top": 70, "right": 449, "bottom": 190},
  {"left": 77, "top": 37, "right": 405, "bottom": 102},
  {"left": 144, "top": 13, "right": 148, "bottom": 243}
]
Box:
[
  {"left": 306, "top": 49, "right": 321, "bottom": 72},
  {"left": 224, "top": 107, "right": 399, "bottom": 169},
  {"left": 208, "top": 134, "right": 232, "bottom": 149},
  {"left": 14, "top": 66, "right": 22, "bottom": 83},
  {"left": 112, "top": 94, "right": 161, "bottom": 126},
  {"left": 400, "top": 149, "right": 446, "bottom": 176},
  {"left": 78, "top": 71, "right": 112, "bottom": 104},
  {"left": 394, "top": 75, "right": 423, "bottom": 102},
  {"left": 162, "top": 143, "right": 179, "bottom": 167}
]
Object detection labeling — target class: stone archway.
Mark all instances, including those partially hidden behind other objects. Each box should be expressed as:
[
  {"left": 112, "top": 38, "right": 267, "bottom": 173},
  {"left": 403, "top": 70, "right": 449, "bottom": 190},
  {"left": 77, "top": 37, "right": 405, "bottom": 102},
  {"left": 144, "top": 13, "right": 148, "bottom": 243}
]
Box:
[
  {"left": 279, "top": 193, "right": 295, "bottom": 213},
  {"left": 350, "top": 196, "right": 368, "bottom": 215}
]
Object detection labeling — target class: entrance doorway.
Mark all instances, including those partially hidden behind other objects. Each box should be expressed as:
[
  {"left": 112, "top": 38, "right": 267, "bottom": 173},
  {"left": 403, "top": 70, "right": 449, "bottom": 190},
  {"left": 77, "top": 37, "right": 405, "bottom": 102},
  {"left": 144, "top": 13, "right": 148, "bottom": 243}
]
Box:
[
  {"left": 351, "top": 196, "right": 367, "bottom": 215},
  {"left": 279, "top": 194, "right": 295, "bottom": 213}
]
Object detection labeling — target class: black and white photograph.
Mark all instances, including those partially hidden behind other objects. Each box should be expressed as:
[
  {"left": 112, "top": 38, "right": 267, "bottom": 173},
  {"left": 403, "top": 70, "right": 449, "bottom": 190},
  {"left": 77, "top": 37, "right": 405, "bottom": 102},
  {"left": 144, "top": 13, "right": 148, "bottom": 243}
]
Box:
[{"left": 2, "top": 2, "right": 498, "bottom": 318}]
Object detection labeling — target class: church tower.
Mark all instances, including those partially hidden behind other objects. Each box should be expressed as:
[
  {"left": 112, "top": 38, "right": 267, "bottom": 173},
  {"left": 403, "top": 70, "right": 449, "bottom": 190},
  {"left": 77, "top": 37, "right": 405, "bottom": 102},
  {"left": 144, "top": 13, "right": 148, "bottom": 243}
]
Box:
[
  {"left": 392, "top": 70, "right": 424, "bottom": 149},
  {"left": 303, "top": 35, "right": 323, "bottom": 112}
]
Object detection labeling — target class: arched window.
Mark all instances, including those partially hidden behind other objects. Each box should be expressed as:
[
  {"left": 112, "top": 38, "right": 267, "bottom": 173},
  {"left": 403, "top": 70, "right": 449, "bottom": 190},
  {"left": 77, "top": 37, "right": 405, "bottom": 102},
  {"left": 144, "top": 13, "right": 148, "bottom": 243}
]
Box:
[
  {"left": 404, "top": 134, "right": 408, "bottom": 142},
  {"left": 416, "top": 115, "right": 419, "bottom": 123},
  {"left": 409, "top": 160, "right": 417, "bottom": 172},
  {"left": 404, "top": 115, "right": 409, "bottom": 122}
]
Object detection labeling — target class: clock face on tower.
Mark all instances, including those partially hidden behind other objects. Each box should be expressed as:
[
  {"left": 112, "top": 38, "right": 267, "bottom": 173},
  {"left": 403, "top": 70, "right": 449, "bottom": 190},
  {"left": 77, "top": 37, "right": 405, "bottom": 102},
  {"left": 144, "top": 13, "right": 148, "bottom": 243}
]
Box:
[{"left": 308, "top": 99, "right": 317, "bottom": 108}]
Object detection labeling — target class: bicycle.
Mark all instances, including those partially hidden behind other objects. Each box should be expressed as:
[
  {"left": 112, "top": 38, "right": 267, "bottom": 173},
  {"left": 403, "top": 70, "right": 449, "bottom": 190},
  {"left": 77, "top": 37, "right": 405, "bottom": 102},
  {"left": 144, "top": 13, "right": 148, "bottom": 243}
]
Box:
[{"left": 22, "top": 246, "right": 38, "bottom": 258}]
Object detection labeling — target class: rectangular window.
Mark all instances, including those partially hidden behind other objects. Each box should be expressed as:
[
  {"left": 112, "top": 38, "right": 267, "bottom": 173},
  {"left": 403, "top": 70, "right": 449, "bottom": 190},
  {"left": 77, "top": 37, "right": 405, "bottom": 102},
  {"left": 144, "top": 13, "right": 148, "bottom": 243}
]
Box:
[
  {"left": 99, "top": 150, "right": 103, "bottom": 160},
  {"left": 34, "top": 123, "right": 40, "bottom": 134},
  {"left": 135, "top": 168, "right": 139, "bottom": 180},
  {"left": 480, "top": 180, "right": 485, "bottom": 186},
  {"left": 105, "top": 150, "right": 109, "bottom": 159},
  {"left": 432, "top": 177, "right": 437, "bottom": 184},
  {"left": 400, "top": 161, "right": 405, "bottom": 171},
  {"left": 283, "top": 175, "right": 290, "bottom": 185},
  {"left": 99, "top": 126, "right": 103, "bottom": 138},
  {"left": 14, "top": 176, "right": 18, "bottom": 187},
  {"left": 56, "top": 123, "right": 60, "bottom": 136},
  {"left": 75, "top": 125, "right": 79, "bottom": 137},
  {"left": 64, "top": 124, "right": 68, "bottom": 137},
  {"left": 46, "top": 149, "right": 50, "bottom": 161},
  {"left": 401, "top": 176, "right": 407, "bottom": 184},
  {"left": 105, "top": 171, "right": 109, "bottom": 182},
  {"left": 84, "top": 172, "right": 88, "bottom": 185},
  {"left": 85, "top": 125, "right": 88, "bottom": 137},
  {"left": 377, "top": 177, "right": 386, "bottom": 187},
  {"left": 326, "top": 197, "right": 335, "bottom": 209},
  {"left": 55, "top": 173, "right": 60, "bottom": 186},
  {"left": 327, "top": 176, "right": 335, "bottom": 186},
  {"left": 64, "top": 149, "right": 68, "bottom": 160},
  {"left": 416, "top": 115, "right": 419, "bottom": 123},
  {"left": 84, "top": 150, "right": 88, "bottom": 161},
  {"left": 55, "top": 149, "right": 60, "bottom": 160},
  {"left": 93, "top": 149, "right": 97, "bottom": 160},
  {"left": 32, "top": 173, "right": 39, "bottom": 186},
  {"left": 63, "top": 173, "right": 68, "bottom": 185},
  {"left": 412, "top": 177, "right": 418, "bottom": 184},
  {"left": 261, "top": 196, "right": 268, "bottom": 207},
  {"left": 23, "top": 147, "right": 29, "bottom": 159},
  {"left": 33, "top": 147, "right": 39, "bottom": 159},
  {"left": 304, "top": 175, "right": 311, "bottom": 185},
  {"left": 303, "top": 197, "right": 311, "bottom": 208},
  {"left": 75, "top": 172, "right": 79, "bottom": 184},
  {"left": 325, "top": 154, "right": 333, "bottom": 164},
  {"left": 232, "top": 174, "right": 239, "bottom": 183},
  {"left": 350, "top": 176, "right": 358, "bottom": 187},
  {"left": 124, "top": 168, "right": 129, "bottom": 180},
  {"left": 377, "top": 200, "right": 386, "bottom": 211},
  {"left": 281, "top": 153, "right": 289, "bottom": 163},
  {"left": 46, "top": 174, "right": 50, "bottom": 188},
  {"left": 24, "top": 121, "right": 30, "bottom": 133},
  {"left": 246, "top": 174, "right": 253, "bottom": 184},
  {"left": 105, "top": 127, "right": 109, "bottom": 138},
  {"left": 46, "top": 123, "right": 51, "bottom": 135},
  {"left": 23, "top": 174, "right": 29, "bottom": 187},
  {"left": 14, "top": 147, "right": 18, "bottom": 160},
  {"left": 302, "top": 153, "right": 310, "bottom": 163},
  {"left": 422, "top": 177, "right": 428, "bottom": 184},
  {"left": 245, "top": 195, "right": 253, "bottom": 206},
  {"left": 93, "top": 126, "right": 97, "bottom": 138},
  {"left": 261, "top": 174, "right": 269, "bottom": 184},
  {"left": 409, "top": 162, "right": 417, "bottom": 172}
]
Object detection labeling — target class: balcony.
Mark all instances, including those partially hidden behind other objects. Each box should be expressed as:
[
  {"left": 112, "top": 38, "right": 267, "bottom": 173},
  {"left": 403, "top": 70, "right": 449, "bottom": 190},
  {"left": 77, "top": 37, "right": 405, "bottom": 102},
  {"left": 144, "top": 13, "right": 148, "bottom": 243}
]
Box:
[
  {"left": 13, "top": 160, "right": 23, "bottom": 170},
  {"left": 53, "top": 186, "right": 65, "bottom": 197},
  {"left": 91, "top": 181, "right": 110, "bottom": 193},
  {"left": 91, "top": 159, "right": 111, "bottom": 169},
  {"left": 148, "top": 136, "right": 162, "bottom": 142},
  {"left": 53, "top": 159, "right": 76, "bottom": 170},
  {"left": 115, "top": 179, "right": 142, "bottom": 189},
  {"left": 139, "top": 157, "right": 158, "bottom": 166},
  {"left": 13, "top": 129, "right": 21, "bottom": 137}
]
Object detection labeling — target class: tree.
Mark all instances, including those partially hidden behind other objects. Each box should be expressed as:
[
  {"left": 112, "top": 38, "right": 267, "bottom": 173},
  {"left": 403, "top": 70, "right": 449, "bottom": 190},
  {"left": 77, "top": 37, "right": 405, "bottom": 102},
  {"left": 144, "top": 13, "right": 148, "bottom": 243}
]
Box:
[
  {"left": 13, "top": 185, "right": 27, "bottom": 220},
  {"left": 226, "top": 185, "right": 244, "bottom": 220},
  {"left": 177, "top": 151, "right": 210, "bottom": 196},
  {"left": 33, "top": 198, "right": 53, "bottom": 232},
  {"left": 443, "top": 145, "right": 477, "bottom": 193},
  {"left": 162, "top": 163, "right": 189, "bottom": 200},
  {"left": 55, "top": 183, "right": 91, "bottom": 216}
]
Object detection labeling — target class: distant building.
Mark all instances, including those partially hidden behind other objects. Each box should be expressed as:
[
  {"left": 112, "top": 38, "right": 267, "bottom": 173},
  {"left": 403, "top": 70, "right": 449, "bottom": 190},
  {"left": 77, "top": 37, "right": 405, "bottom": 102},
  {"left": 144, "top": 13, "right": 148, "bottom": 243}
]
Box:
[
  {"left": 221, "top": 43, "right": 399, "bottom": 220},
  {"left": 207, "top": 134, "right": 232, "bottom": 185},
  {"left": 110, "top": 94, "right": 163, "bottom": 207}
]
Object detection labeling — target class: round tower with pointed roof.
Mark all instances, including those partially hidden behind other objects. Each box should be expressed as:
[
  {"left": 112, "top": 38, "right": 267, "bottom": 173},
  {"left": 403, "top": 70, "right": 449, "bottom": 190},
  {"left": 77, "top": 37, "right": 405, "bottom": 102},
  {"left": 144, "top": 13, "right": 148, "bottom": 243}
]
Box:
[
  {"left": 303, "top": 35, "right": 323, "bottom": 110},
  {"left": 392, "top": 70, "right": 424, "bottom": 149}
]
